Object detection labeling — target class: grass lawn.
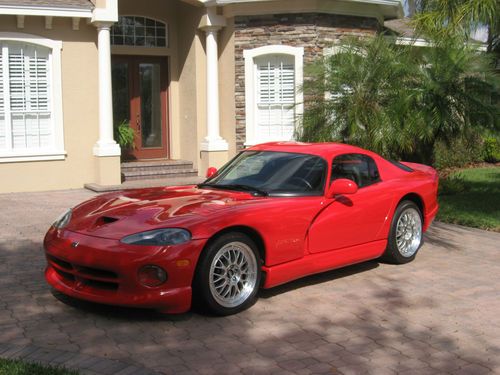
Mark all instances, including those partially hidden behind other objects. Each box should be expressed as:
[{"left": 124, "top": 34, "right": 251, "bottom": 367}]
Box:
[
  {"left": 437, "top": 166, "right": 500, "bottom": 232},
  {"left": 0, "top": 358, "right": 78, "bottom": 375}
]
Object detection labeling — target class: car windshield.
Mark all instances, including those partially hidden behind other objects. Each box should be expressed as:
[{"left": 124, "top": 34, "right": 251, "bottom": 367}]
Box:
[{"left": 200, "top": 151, "right": 327, "bottom": 196}]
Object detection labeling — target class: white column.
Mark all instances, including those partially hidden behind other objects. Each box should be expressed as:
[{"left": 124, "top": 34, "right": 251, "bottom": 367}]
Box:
[
  {"left": 93, "top": 22, "right": 120, "bottom": 157},
  {"left": 201, "top": 26, "right": 228, "bottom": 151}
]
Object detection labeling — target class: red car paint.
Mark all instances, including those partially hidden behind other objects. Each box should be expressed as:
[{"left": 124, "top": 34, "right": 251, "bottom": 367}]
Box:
[{"left": 44, "top": 142, "right": 438, "bottom": 313}]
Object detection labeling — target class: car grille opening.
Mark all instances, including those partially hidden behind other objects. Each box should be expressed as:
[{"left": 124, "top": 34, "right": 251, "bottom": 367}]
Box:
[
  {"left": 47, "top": 254, "right": 119, "bottom": 292},
  {"left": 74, "top": 265, "right": 117, "bottom": 279},
  {"left": 54, "top": 268, "right": 75, "bottom": 282},
  {"left": 48, "top": 255, "right": 72, "bottom": 271},
  {"left": 81, "top": 278, "right": 119, "bottom": 291}
]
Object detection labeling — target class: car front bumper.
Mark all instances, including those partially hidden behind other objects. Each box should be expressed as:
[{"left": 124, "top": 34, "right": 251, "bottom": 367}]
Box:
[{"left": 44, "top": 228, "right": 207, "bottom": 314}]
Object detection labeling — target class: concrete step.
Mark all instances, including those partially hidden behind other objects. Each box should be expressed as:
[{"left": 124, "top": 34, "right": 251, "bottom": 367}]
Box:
[
  {"left": 123, "top": 168, "right": 199, "bottom": 181},
  {"left": 120, "top": 159, "right": 198, "bottom": 182},
  {"left": 121, "top": 159, "right": 194, "bottom": 173}
]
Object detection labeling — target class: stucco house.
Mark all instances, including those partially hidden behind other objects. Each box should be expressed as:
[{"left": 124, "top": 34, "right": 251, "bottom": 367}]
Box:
[{"left": 0, "top": 0, "right": 403, "bottom": 193}]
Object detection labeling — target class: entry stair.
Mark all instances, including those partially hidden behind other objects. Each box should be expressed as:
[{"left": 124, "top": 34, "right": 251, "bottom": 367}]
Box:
[
  {"left": 84, "top": 159, "right": 203, "bottom": 192},
  {"left": 121, "top": 159, "right": 198, "bottom": 181}
]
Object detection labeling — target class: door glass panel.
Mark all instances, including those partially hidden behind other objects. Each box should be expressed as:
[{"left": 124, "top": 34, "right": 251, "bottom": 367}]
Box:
[
  {"left": 331, "top": 154, "right": 381, "bottom": 188},
  {"left": 139, "top": 63, "right": 162, "bottom": 148},
  {"left": 111, "top": 62, "right": 130, "bottom": 127}
]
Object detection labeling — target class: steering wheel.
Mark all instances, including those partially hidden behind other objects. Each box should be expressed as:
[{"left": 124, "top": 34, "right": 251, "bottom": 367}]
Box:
[{"left": 288, "top": 177, "right": 313, "bottom": 191}]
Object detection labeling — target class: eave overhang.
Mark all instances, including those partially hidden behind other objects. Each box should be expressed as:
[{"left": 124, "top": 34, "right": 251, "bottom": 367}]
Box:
[
  {"left": 0, "top": 5, "right": 92, "bottom": 18},
  {"left": 182, "top": 0, "right": 404, "bottom": 20}
]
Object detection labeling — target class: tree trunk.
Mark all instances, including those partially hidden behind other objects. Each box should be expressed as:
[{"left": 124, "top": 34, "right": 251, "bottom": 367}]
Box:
[
  {"left": 407, "top": 0, "right": 417, "bottom": 17},
  {"left": 487, "top": 23, "right": 493, "bottom": 53}
]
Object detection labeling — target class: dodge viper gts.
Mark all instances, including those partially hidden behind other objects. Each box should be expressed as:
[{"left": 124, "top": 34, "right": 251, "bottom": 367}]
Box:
[{"left": 44, "top": 142, "right": 439, "bottom": 315}]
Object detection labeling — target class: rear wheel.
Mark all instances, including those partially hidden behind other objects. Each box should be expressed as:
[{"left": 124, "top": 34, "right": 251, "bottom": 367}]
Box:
[
  {"left": 194, "top": 232, "right": 261, "bottom": 315},
  {"left": 382, "top": 201, "right": 423, "bottom": 264}
]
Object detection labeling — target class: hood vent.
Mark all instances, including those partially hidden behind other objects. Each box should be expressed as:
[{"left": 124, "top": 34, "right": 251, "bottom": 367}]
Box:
[{"left": 94, "top": 216, "right": 119, "bottom": 227}]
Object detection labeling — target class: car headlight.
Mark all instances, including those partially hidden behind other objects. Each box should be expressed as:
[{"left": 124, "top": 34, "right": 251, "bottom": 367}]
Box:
[
  {"left": 53, "top": 209, "right": 72, "bottom": 229},
  {"left": 121, "top": 228, "right": 191, "bottom": 246}
]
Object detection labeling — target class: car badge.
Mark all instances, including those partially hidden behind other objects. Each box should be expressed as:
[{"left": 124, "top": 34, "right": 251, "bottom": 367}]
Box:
[{"left": 71, "top": 241, "right": 79, "bottom": 248}]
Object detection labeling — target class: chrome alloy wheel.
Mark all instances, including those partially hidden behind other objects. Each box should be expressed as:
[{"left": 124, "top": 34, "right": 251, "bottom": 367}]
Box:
[
  {"left": 396, "top": 207, "right": 422, "bottom": 257},
  {"left": 209, "top": 241, "right": 258, "bottom": 308}
]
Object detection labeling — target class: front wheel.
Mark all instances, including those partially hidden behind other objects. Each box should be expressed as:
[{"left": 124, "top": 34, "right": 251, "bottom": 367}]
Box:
[
  {"left": 194, "top": 232, "right": 261, "bottom": 315},
  {"left": 382, "top": 201, "right": 423, "bottom": 264}
]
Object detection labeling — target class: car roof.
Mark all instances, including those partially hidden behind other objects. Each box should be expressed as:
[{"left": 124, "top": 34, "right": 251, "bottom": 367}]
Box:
[{"left": 247, "top": 142, "right": 373, "bottom": 159}]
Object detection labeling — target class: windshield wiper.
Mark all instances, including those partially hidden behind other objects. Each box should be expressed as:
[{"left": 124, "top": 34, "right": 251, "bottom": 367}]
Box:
[{"left": 197, "top": 183, "right": 268, "bottom": 196}]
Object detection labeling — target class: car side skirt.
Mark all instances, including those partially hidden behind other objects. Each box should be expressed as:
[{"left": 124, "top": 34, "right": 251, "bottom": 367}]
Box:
[{"left": 261, "top": 240, "right": 387, "bottom": 289}]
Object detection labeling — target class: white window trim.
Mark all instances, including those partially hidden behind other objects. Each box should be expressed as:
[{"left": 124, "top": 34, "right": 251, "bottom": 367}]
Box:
[
  {"left": 0, "top": 32, "right": 66, "bottom": 163},
  {"left": 243, "top": 45, "right": 304, "bottom": 147}
]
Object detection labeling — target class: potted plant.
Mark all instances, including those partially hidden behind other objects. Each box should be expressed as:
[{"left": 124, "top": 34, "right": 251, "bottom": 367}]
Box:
[{"left": 114, "top": 120, "right": 135, "bottom": 160}]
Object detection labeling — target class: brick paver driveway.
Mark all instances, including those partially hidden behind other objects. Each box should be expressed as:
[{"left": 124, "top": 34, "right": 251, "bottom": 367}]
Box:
[{"left": 0, "top": 189, "right": 499, "bottom": 375}]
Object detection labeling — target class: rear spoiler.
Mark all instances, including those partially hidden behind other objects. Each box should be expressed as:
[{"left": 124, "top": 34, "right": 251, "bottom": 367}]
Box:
[{"left": 400, "top": 162, "right": 439, "bottom": 183}]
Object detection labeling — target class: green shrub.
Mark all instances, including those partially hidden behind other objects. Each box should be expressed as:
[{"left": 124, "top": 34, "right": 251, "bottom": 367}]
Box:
[
  {"left": 433, "top": 135, "right": 484, "bottom": 170},
  {"left": 483, "top": 137, "right": 500, "bottom": 163},
  {"left": 438, "top": 172, "right": 468, "bottom": 196},
  {"left": 0, "top": 358, "right": 79, "bottom": 374}
]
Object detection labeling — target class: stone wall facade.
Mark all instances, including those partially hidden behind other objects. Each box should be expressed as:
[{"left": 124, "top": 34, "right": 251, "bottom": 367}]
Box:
[{"left": 234, "top": 13, "right": 379, "bottom": 150}]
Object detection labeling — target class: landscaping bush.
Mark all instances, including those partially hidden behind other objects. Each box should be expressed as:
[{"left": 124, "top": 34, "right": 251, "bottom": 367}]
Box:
[
  {"left": 438, "top": 172, "right": 468, "bottom": 196},
  {"left": 483, "top": 137, "right": 500, "bottom": 163},
  {"left": 433, "top": 135, "right": 484, "bottom": 170}
]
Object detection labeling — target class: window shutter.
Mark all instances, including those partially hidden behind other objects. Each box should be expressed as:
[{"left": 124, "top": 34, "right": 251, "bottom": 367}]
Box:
[
  {"left": 255, "top": 55, "right": 295, "bottom": 142},
  {"left": 8, "top": 43, "right": 51, "bottom": 150}
]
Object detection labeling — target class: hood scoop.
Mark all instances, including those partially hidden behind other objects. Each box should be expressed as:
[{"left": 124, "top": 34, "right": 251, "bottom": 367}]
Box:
[{"left": 94, "top": 216, "right": 120, "bottom": 228}]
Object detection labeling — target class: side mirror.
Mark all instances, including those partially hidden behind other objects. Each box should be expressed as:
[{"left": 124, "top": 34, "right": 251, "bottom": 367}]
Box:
[
  {"left": 326, "top": 178, "right": 358, "bottom": 198},
  {"left": 206, "top": 167, "right": 218, "bottom": 178}
]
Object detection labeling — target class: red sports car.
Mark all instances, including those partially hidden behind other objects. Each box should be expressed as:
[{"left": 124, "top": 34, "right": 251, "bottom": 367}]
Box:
[{"left": 44, "top": 142, "right": 438, "bottom": 315}]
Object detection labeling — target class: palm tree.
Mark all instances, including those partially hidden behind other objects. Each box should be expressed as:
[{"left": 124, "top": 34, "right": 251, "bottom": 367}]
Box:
[
  {"left": 411, "top": 36, "right": 499, "bottom": 162},
  {"left": 298, "top": 35, "right": 499, "bottom": 165},
  {"left": 299, "top": 37, "right": 420, "bottom": 159},
  {"left": 413, "top": 0, "right": 499, "bottom": 52}
]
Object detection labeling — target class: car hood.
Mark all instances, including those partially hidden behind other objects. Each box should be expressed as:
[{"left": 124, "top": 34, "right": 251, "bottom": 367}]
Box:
[{"left": 66, "top": 186, "right": 261, "bottom": 240}]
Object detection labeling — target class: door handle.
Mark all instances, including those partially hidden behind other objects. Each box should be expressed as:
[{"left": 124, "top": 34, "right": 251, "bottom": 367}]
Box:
[{"left": 136, "top": 114, "right": 141, "bottom": 131}]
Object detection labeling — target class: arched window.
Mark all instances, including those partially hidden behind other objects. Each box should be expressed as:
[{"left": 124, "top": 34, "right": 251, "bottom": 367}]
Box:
[
  {"left": 0, "top": 33, "right": 64, "bottom": 161},
  {"left": 111, "top": 16, "right": 167, "bottom": 48},
  {"left": 243, "top": 45, "right": 303, "bottom": 146}
]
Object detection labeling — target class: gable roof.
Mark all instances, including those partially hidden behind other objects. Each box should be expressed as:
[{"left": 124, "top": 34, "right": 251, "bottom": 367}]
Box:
[
  {"left": 384, "top": 17, "right": 415, "bottom": 37},
  {"left": 0, "top": 0, "right": 93, "bottom": 10},
  {"left": 384, "top": 17, "right": 487, "bottom": 45}
]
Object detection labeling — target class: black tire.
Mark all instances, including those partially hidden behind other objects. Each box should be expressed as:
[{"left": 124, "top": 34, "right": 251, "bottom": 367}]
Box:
[
  {"left": 193, "top": 232, "right": 262, "bottom": 316},
  {"left": 381, "top": 200, "right": 423, "bottom": 264}
]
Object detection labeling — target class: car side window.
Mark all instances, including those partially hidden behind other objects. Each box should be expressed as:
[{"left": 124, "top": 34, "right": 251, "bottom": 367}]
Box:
[{"left": 331, "top": 154, "right": 381, "bottom": 188}]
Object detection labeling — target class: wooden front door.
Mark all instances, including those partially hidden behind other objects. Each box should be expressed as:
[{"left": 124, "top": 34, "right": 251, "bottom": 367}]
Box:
[{"left": 112, "top": 55, "right": 169, "bottom": 159}]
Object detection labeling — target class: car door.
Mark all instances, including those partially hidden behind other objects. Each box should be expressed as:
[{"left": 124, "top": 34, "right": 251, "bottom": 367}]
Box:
[{"left": 308, "top": 153, "right": 394, "bottom": 253}]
